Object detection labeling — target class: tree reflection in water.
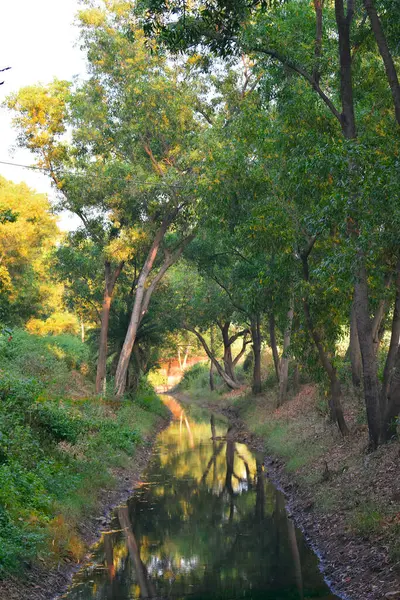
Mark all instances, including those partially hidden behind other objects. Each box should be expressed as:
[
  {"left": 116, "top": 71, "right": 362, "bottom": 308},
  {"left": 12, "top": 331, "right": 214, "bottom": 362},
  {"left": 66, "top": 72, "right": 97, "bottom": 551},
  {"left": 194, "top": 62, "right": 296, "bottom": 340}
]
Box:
[{"left": 63, "top": 397, "right": 338, "bottom": 600}]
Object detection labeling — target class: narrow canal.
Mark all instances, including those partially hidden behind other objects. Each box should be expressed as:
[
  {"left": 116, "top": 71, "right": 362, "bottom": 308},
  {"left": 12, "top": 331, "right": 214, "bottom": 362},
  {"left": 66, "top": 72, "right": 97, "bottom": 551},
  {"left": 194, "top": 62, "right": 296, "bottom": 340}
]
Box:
[{"left": 62, "top": 396, "right": 338, "bottom": 600}]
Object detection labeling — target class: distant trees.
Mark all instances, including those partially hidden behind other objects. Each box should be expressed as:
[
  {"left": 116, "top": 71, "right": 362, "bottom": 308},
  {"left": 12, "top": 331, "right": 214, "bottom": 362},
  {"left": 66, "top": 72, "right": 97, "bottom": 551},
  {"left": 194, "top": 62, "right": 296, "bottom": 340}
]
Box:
[{"left": 0, "top": 176, "right": 58, "bottom": 325}]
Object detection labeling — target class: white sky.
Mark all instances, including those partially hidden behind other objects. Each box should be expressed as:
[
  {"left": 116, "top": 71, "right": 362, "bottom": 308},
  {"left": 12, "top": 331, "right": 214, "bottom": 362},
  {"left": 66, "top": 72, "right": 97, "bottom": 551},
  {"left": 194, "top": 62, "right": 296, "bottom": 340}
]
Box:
[{"left": 0, "top": 0, "right": 87, "bottom": 230}]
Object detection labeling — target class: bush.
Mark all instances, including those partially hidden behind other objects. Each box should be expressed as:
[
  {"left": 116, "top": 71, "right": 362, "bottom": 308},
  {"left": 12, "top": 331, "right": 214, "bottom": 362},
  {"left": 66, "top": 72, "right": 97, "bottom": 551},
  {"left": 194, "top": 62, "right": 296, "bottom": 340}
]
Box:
[
  {"left": 0, "top": 363, "right": 165, "bottom": 575},
  {"left": 31, "top": 401, "right": 87, "bottom": 444},
  {"left": 0, "top": 329, "right": 90, "bottom": 388},
  {"left": 178, "top": 362, "right": 213, "bottom": 391},
  {"left": 131, "top": 377, "right": 170, "bottom": 418}
]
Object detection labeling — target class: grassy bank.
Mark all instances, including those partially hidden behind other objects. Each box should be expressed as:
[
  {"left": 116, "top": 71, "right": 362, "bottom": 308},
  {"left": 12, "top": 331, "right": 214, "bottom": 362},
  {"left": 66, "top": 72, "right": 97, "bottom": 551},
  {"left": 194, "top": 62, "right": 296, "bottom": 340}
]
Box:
[
  {"left": 0, "top": 329, "right": 168, "bottom": 579},
  {"left": 177, "top": 364, "right": 400, "bottom": 569}
]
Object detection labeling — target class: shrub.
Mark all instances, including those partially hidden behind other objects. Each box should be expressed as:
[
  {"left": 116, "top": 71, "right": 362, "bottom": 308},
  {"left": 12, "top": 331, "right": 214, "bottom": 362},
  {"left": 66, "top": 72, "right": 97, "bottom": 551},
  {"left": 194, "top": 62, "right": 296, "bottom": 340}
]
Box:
[{"left": 31, "top": 402, "right": 87, "bottom": 444}]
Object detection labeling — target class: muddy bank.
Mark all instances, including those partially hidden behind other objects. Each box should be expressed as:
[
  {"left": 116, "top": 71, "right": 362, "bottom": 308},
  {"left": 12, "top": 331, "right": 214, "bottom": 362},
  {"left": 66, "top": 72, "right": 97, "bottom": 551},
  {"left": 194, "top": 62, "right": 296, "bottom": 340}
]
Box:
[
  {"left": 0, "top": 415, "right": 170, "bottom": 600},
  {"left": 175, "top": 391, "right": 400, "bottom": 600}
]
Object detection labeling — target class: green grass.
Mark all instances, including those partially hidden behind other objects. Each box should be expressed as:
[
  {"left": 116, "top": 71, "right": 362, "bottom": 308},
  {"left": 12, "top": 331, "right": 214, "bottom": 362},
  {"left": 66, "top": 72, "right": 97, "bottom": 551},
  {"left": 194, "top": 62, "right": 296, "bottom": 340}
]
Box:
[
  {"left": 350, "top": 503, "right": 384, "bottom": 537},
  {"left": 0, "top": 329, "right": 168, "bottom": 576}
]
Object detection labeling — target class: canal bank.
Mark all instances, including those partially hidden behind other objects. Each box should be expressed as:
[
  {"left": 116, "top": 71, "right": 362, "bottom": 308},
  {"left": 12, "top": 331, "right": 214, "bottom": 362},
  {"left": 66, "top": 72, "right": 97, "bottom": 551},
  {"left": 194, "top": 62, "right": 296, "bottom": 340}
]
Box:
[
  {"left": 0, "top": 409, "right": 171, "bottom": 600},
  {"left": 174, "top": 389, "right": 400, "bottom": 600},
  {"left": 61, "top": 394, "right": 338, "bottom": 600}
]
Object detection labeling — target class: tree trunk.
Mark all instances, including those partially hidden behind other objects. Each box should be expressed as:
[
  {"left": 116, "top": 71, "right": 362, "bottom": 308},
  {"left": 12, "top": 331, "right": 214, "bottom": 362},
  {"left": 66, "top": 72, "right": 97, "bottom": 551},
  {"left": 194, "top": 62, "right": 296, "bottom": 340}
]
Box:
[
  {"left": 96, "top": 292, "right": 112, "bottom": 395},
  {"left": 293, "top": 362, "right": 300, "bottom": 394},
  {"left": 209, "top": 361, "right": 215, "bottom": 391},
  {"left": 232, "top": 332, "right": 251, "bottom": 368},
  {"left": 251, "top": 314, "right": 262, "bottom": 395},
  {"left": 186, "top": 327, "right": 241, "bottom": 390},
  {"left": 182, "top": 346, "right": 189, "bottom": 370},
  {"left": 178, "top": 347, "right": 182, "bottom": 371},
  {"left": 301, "top": 246, "right": 349, "bottom": 435},
  {"left": 349, "top": 301, "right": 362, "bottom": 387},
  {"left": 269, "top": 313, "right": 280, "bottom": 382},
  {"left": 381, "top": 260, "right": 400, "bottom": 440},
  {"left": 80, "top": 319, "right": 85, "bottom": 344},
  {"left": 335, "top": 0, "right": 382, "bottom": 445},
  {"left": 221, "top": 321, "right": 237, "bottom": 381},
  {"left": 353, "top": 257, "right": 381, "bottom": 448},
  {"left": 114, "top": 224, "right": 168, "bottom": 397},
  {"left": 115, "top": 228, "right": 193, "bottom": 397},
  {"left": 364, "top": 0, "right": 400, "bottom": 126},
  {"left": 384, "top": 347, "right": 400, "bottom": 441},
  {"left": 96, "top": 261, "right": 124, "bottom": 395},
  {"left": 278, "top": 304, "right": 294, "bottom": 406}
]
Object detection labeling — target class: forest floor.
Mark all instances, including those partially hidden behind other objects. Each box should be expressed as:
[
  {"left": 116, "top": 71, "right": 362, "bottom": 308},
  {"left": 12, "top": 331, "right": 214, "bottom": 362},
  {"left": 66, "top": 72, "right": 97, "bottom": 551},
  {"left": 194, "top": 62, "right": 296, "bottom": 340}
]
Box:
[
  {"left": 176, "top": 385, "right": 400, "bottom": 600},
  {"left": 0, "top": 411, "right": 170, "bottom": 600}
]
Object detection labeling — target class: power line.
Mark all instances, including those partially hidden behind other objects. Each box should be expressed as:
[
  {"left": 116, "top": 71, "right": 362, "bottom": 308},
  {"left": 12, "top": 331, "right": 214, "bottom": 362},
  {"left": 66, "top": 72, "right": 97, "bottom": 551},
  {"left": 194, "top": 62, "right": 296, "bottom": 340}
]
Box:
[
  {"left": 0, "top": 159, "right": 46, "bottom": 171},
  {"left": 0, "top": 159, "right": 192, "bottom": 187}
]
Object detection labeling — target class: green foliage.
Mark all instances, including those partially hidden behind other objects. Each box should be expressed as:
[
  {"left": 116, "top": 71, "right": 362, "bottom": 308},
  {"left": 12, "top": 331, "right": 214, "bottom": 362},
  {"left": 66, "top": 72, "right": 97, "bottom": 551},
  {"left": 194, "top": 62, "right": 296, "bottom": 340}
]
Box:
[
  {"left": 0, "top": 328, "right": 90, "bottom": 390},
  {"left": 0, "top": 329, "right": 167, "bottom": 575},
  {"left": 131, "top": 378, "right": 170, "bottom": 417},
  {"left": 32, "top": 401, "right": 87, "bottom": 444},
  {"left": 351, "top": 504, "right": 384, "bottom": 537}
]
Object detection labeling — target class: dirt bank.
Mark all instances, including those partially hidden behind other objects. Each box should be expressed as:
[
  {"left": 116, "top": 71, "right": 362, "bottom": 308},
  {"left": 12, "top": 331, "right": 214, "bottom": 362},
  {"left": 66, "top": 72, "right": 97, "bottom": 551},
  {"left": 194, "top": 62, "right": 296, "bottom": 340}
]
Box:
[
  {"left": 175, "top": 389, "right": 400, "bottom": 600},
  {"left": 0, "top": 414, "right": 170, "bottom": 600}
]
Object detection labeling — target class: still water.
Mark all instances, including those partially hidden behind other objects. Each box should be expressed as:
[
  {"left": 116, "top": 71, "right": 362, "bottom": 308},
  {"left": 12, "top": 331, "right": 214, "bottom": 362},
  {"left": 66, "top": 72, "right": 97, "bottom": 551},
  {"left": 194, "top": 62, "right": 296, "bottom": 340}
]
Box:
[{"left": 62, "top": 396, "right": 338, "bottom": 600}]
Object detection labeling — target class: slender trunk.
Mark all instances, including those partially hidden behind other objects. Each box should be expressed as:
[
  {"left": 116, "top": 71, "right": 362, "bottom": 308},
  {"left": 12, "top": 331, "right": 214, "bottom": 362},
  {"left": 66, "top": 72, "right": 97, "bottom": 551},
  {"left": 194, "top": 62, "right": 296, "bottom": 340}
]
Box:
[
  {"left": 209, "top": 326, "right": 215, "bottom": 391},
  {"left": 114, "top": 224, "right": 167, "bottom": 397},
  {"left": 186, "top": 327, "right": 241, "bottom": 390},
  {"left": 301, "top": 249, "right": 348, "bottom": 435},
  {"left": 209, "top": 360, "right": 215, "bottom": 391},
  {"left": 335, "top": 0, "right": 382, "bottom": 445},
  {"left": 96, "top": 261, "right": 124, "bottom": 395},
  {"left": 251, "top": 314, "right": 262, "bottom": 395},
  {"left": 221, "top": 321, "right": 237, "bottom": 381},
  {"left": 115, "top": 226, "right": 193, "bottom": 397},
  {"left": 293, "top": 362, "right": 300, "bottom": 394},
  {"left": 269, "top": 313, "right": 280, "bottom": 382},
  {"left": 80, "top": 319, "right": 85, "bottom": 344},
  {"left": 364, "top": 0, "right": 400, "bottom": 126},
  {"left": 278, "top": 304, "right": 294, "bottom": 406},
  {"left": 384, "top": 348, "right": 400, "bottom": 440},
  {"left": 353, "top": 257, "right": 381, "bottom": 448},
  {"left": 178, "top": 347, "right": 182, "bottom": 371},
  {"left": 182, "top": 346, "right": 189, "bottom": 370},
  {"left": 335, "top": 0, "right": 356, "bottom": 139},
  {"left": 349, "top": 301, "right": 362, "bottom": 387},
  {"left": 381, "top": 261, "right": 400, "bottom": 440},
  {"left": 371, "top": 273, "right": 392, "bottom": 355},
  {"left": 96, "top": 292, "right": 111, "bottom": 394}
]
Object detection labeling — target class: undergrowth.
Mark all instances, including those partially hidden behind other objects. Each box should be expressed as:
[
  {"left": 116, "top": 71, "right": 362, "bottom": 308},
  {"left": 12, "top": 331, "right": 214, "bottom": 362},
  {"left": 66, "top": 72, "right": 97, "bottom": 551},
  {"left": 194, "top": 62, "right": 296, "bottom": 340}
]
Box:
[{"left": 0, "top": 329, "right": 168, "bottom": 577}]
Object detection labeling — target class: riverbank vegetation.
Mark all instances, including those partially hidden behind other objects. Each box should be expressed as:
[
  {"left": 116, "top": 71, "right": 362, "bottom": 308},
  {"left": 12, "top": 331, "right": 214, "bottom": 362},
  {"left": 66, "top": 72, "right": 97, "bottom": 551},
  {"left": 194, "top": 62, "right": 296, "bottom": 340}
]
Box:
[
  {"left": 0, "top": 327, "right": 167, "bottom": 577},
  {"left": 1, "top": 0, "right": 400, "bottom": 590}
]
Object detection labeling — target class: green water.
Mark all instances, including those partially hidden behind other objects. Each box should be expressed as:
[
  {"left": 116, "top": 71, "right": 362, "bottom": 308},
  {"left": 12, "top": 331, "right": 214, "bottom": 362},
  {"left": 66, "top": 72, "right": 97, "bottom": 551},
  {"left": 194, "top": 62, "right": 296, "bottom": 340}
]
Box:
[{"left": 62, "top": 397, "right": 338, "bottom": 600}]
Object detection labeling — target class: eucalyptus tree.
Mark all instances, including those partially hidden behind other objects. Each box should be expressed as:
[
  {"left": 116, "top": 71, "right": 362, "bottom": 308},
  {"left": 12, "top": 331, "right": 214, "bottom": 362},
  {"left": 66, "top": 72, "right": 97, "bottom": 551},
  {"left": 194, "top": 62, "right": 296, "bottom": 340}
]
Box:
[{"left": 75, "top": 9, "right": 207, "bottom": 396}]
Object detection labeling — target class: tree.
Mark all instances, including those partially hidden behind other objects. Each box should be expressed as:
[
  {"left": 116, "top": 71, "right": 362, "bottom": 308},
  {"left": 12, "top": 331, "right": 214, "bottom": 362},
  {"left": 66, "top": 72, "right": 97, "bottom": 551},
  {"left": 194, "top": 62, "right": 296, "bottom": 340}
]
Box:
[
  {"left": 0, "top": 176, "right": 58, "bottom": 325},
  {"left": 143, "top": 0, "right": 400, "bottom": 445}
]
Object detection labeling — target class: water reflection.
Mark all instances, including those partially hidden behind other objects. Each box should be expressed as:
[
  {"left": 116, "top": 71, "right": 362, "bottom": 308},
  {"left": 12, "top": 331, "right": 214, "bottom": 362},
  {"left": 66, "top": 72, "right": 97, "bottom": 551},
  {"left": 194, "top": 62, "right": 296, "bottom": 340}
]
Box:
[{"left": 63, "top": 396, "right": 338, "bottom": 600}]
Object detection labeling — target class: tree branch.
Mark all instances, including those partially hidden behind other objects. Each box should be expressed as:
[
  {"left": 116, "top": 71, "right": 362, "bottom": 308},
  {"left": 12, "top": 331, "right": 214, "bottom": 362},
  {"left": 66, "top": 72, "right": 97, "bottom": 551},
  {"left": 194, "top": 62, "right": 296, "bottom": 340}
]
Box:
[{"left": 248, "top": 46, "right": 342, "bottom": 123}]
